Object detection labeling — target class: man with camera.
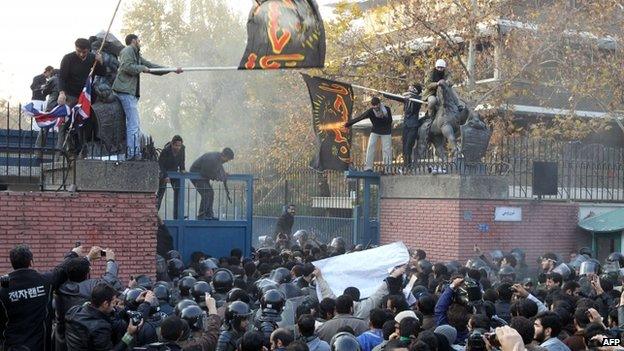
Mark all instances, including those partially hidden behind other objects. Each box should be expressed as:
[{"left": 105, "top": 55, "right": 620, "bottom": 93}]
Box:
[
  {"left": 65, "top": 283, "right": 146, "bottom": 350},
  {"left": 0, "top": 244, "right": 83, "bottom": 351},
  {"left": 55, "top": 247, "right": 120, "bottom": 351}
]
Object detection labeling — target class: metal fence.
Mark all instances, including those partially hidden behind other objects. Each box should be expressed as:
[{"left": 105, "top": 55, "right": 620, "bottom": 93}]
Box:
[{"left": 1, "top": 102, "right": 156, "bottom": 190}]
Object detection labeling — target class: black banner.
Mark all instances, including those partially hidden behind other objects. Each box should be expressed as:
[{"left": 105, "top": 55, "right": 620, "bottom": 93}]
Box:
[
  {"left": 302, "top": 74, "right": 353, "bottom": 171},
  {"left": 239, "top": 0, "right": 325, "bottom": 70}
]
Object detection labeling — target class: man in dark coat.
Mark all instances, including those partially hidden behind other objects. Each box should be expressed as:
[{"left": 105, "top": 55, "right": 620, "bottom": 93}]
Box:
[
  {"left": 157, "top": 135, "right": 186, "bottom": 219},
  {"left": 30, "top": 66, "right": 54, "bottom": 101},
  {"left": 274, "top": 204, "right": 296, "bottom": 239},
  {"left": 344, "top": 97, "right": 393, "bottom": 172},
  {"left": 0, "top": 244, "right": 81, "bottom": 351},
  {"left": 384, "top": 84, "right": 423, "bottom": 167},
  {"left": 189, "top": 148, "right": 235, "bottom": 220}
]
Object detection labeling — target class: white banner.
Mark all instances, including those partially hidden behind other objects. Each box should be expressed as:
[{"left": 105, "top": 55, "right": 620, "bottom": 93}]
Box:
[{"left": 313, "top": 242, "right": 410, "bottom": 300}]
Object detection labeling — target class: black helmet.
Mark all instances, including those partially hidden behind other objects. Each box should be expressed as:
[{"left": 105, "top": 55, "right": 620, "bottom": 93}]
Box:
[
  {"left": 175, "top": 299, "right": 199, "bottom": 316},
  {"left": 498, "top": 265, "right": 516, "bottom": 281},
  {"left": 125, "top": 287, "right": 146, "bottom": 308},
  {"left": 490, "top": 250, "right": 504, "bottom": 263},
  {"left": 607, "top": 252, "right": 624, "bottom": 267},
  {"left": 330, "top": 237, "right": 346, "bottom": 250},
  {"left": 135, "top": 274, "right": 153, "bottom": 290},
  {"left": 261, "top": 289, "right": 286, "bottom": 312},
  {"left": 192, "top": 281, "right": 213, "bottom": 304},
  {"left": 510, "top": 248, "right": 526, "bottom": 261},
  {"left": 293, "top": 230, "right": 309, "bottom": 243},
  {"left": 570, "top": 254, "right": 590, "bottom": 271},
  {"left": 224, "top": 301, "right": 252, "bottom": 331},
  {"left": 153, "top": 284, "right": 171, "bottom": 303},
  {"left": 178, "top": 276, "right": 197, "bottom": 297},
  {"left": 167, "top": 250, "right": 181, "bottom": 260},
  {"left": 270, "top": 267, "right": 292, "bottom": 284},
  {"left": 445, "top": 261, "right": 461, "bottom": 274},
  {"left": 330, "top": 331, "right": 361, "bottom": 351},
  {"left": 418, "top": 259, "right": 433, "bottom": 275},
  {"left": 226, "top": 288, "right": 251, "bottom": 304},
  {"left": 180, "top": 305, "right": 205, "bottom": 330},
  {"left": 212, "top": 268, "right": 234, "bottom": 293},
  {"left": 578, "top": 247, "right": 593, "bottom": 257},
  {"left": 181, "top": 268, "right": 198, "bottom": 278},
  {"left": 167, "top": 258, "right": 185, "bottom": 279},
  {"left": 466, "top": 257, "right": 488, "bottom": 270},
  {"left": 199, "top": 259, "right": 218, "bottom": 276}
]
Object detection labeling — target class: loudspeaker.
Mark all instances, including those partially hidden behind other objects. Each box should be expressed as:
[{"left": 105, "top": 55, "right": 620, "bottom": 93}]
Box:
[{"left": 532, "top": 161, "right": 558, "bottom": 196}]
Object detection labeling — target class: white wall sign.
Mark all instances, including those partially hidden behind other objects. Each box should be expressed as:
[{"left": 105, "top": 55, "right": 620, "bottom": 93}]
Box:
[{"left": 495, "top": 207, "right": 522, "bottom": 222}]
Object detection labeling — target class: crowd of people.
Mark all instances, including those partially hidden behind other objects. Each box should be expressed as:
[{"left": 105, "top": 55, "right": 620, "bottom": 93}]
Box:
[{"left": 2, "top": 232, "right": 624, "bottom": 351}]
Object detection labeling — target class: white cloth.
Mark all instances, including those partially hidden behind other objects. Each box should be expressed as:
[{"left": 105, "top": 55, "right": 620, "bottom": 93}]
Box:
[
  {"left": 313, "top": 242, "right": 409, "bottom": 300},
  {"left": 365, "top": 133, "right": 392, "bottom": 171}
]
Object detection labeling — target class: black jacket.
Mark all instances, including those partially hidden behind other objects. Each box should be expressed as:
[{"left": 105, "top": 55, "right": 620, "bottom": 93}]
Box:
[
  {"left": 0, "top": 252, "right": 76, "bottom": 351},
  {"left": 190, "top": 152, "right": 227, "bottom": 181},
  {"left": 216, "top": 328, "right": 243, "bottom": 351},
  {"left": 274, "top": 212, "right": 294, "bottom": 237},
  {"left": 159, "top": 142, "right": 186, "bottom": 179},
  {"left": 345, "top": 105, "right": 393, "bottom": 135},
  {"left": 65, "top": 303, "right": 133, "bottom": 351},
  {"left": 157, "top": 224, "right": 175, "bottom": 258},
  {"left": 59, "top": 52, "right": 107, "bottom": 97},
  {"left": 55, "top": 260, "right": 120, "bottom": 339},
  {"left": 383, "top": 92, "right": 422, "bottom": 128},
  {"left": 31, "top": 73, "right": 47, "bottom": 100}
]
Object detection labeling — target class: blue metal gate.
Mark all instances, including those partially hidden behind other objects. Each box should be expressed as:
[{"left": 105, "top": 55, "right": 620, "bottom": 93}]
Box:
[
  {"left": 346, "top": 171, "right": 381, "bottom": 246},
  {"left": 162, "top": 172, "right": 253, "bottom": 263}
]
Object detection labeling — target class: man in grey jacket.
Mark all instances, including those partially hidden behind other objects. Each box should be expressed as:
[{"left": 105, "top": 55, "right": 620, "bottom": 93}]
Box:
[
  {"left": 315, "top": 295, "right": 368, "bottom": 343},
  {"left": 54, "top": 246, "right": 121, "bottom": 351}
]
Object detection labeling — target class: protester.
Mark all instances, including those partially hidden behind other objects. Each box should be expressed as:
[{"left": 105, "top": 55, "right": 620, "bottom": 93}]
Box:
[
  {"left": 383, "top": 84, "right": 423, "bottom": 167},
  {"left": 189, "top": 148, "right": 235, "bottom": 220},
  {"left": 299, "top": 314, "right": 331, "bottom": 351},
  {"left": 344, "top": 97, "right": 393, "bottom": 173},
  {"left": 30, "top": 66, "right": 54, "bottom": 102},
  {"left": 275, "top": 204, "right": 296, "bottom": 238},
  {"left": 423, "top": 59, "right": 452, "bottom": 118},
  {"left": 157, "top": 135, "right": 186, "bottom": 219},
  {"left": 112, "top": 34, "right": 182, "bottom": 160}
]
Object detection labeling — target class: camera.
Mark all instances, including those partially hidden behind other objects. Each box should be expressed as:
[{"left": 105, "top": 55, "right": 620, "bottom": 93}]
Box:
[{"left": 127, "top": 310, "right": 143, "bottom": 326}]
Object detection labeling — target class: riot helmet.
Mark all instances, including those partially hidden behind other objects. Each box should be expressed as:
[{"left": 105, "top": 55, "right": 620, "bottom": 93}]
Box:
[
  {"left": 269, "top": 267, "right": 292, "bottom": 284},
  {"left": 578, "top": 247, "right": 593, "bottom": 257},
  {"left": 180, "top": 305, "right": 205, "bottom": 330},
  {"left": 607, "top": 252, "right": 624, "bottom": 268},
  {"left": 179, "top": 276, "right": 197, "bottom": 297},
  {"left": 224, "top": 301, "right": 252, "bottom": 331},
  {"left": 167, "top": 250, "right": 181, "bottom": 260},
  {"left": 261, "top": 289, "right": 286, "bottom": 312},
  {"left": 212, "top": 268, "right": 234, "bottom": 293},
  {"left": 175, "top": 299, "right": 199, "bottom": 316},
  {"left": 226, "top": 287, "right": 251, "bottom": 304},
  {"left": 192, "top": 281, "right": 213, "bottom": 304},
  {"left": 124, "top": 287, "right": 146, "bottom": 309},
  {"left": 498, "top": 265, "right": 516, "bottom": 282},
  {"left": 570, "top": 254, "right": 590, "bottom": 271},
  {"left": 552, "top": 263, "right": 573, "bottom": 281},
  {"left": 135, "top": 274, "right": 153, "bottom": 290},
  {"left": 153, "top": 284, "right": 171, "bottom": 303},
  {"left": 181, "top": 268, "right": 198, "bottom": 278},
  {"left": 330, "top": 331, "right": 361, "bottom": 351},
  {"left": 579, "top": 259, "right": 601, "bottom": 276},
  {"left": 490, "top": 250, "right": 504, "bottom": 264},
  {"left": 199, "top": 259, "right": 218, "bottom": 277},
  {"left": 167, "top": 258, "right": 185, "bottom": 279}
]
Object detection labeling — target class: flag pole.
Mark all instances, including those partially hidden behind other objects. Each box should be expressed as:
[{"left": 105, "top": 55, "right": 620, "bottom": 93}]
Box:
[
  {"left": 61, "top": 0, "right": 123, "bottom": 152},
  {"left": 351, "top": 83, "right": 425, "bottom": 104},
  {"left": 147, "top": 66, "right": 239, "bottom": 73}
]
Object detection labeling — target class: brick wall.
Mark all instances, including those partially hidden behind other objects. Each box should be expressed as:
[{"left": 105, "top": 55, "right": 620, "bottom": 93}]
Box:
[
  {"left": 0, "top": 191, "right": 157, "bottom": 281},
  {"left": 381, "top": 198, "right": 590, "bottom": 268}
]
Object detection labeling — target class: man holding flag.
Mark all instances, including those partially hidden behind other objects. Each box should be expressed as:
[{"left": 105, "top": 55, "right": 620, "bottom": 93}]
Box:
[
  {"left": 55, "top": 38, "right": 107, "bottom": 157},
  {"left": 113, "top": 34, "right": 182, "bottom": 160}
]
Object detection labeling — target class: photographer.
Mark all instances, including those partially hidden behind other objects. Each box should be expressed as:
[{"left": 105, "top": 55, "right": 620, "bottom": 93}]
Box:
[
  {"left": 0, "top": 244, "right": 82, "bottom": 351},
  {"left": 65, "top": 283, "right": 143, "bottom": 350},
  {"left": 435, "top": 277, "right": 470, "bottom": 344},
  {"left": 55, "top": 247, "right": 120, "bottom": 351}
]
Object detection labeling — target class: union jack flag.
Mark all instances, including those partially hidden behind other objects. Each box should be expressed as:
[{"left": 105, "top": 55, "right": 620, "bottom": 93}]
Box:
[
  {"left": 22, "top": 103, "right": 71, "bottom": 129},
  {"left": 72, "top": 75, "right": 93, "bottom": 127}
]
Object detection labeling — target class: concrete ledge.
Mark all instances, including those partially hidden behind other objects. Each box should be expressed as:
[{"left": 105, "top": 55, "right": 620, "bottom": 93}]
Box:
[
  {"left": 75, "top": 160, "right": 159, "bottom": 193},
  {"left": 381, "top": 174, "right": 509, "bottom": 200}
]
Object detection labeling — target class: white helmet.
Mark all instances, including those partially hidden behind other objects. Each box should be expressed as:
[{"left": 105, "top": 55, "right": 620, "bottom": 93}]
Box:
[{"left": 435, "top": 59, "right": 447, "bottom": 68}]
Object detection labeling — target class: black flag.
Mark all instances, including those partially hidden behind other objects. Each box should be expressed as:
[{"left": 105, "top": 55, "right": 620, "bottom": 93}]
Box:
[
  {"left": 239, "top": 0, "right": 325, "bottom": 70},
  {"left": 302, "top": 74, "right": 353, "bottom": 171}
]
